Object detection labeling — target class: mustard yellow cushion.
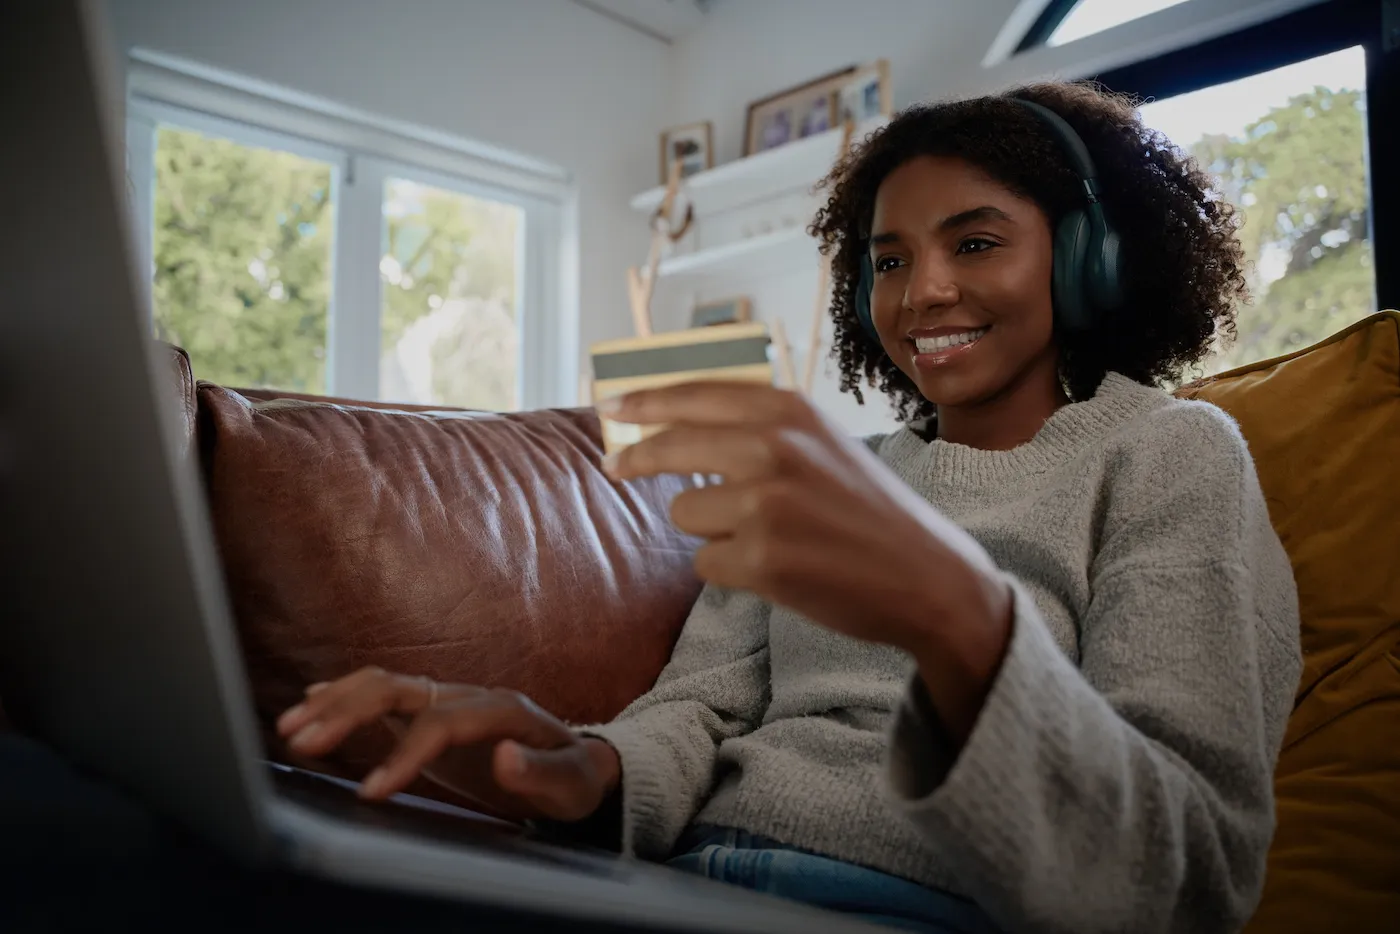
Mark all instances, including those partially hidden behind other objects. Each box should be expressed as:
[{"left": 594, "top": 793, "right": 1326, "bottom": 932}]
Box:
[{"left": 1175, "top": 311, "right": 1400, "bottom": 933}]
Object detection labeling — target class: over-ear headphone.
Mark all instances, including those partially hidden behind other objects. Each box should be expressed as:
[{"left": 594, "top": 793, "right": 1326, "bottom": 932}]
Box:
[{"left": 854, "top": 97, "right": 1125, "bottom": 347}]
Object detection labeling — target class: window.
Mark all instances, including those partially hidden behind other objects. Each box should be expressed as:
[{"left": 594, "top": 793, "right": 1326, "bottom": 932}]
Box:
[
  {"left": 1087, "top": 0, "right": 1396, "bottom": 378},
  {"left": 125, "top": 58, "right": 572, "bottom": 411},
  {"left": 151, "top": 125, "right": 336, "bottom": 394},
  {"left": 1017, "top": 0, "right": 1192, "bottom": 52},
  {"left": 379, "top": 178, "right": 522, "bottom": 411},
  {"left": 1138, "top": 47, "right": 1373, "bottom": 374},
  {"left": 1048, "top": 0, "right": 1190, "bottom": 47}
]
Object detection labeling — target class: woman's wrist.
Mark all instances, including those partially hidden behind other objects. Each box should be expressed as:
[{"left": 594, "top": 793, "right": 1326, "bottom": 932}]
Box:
[{"left": 907, "top": 569, "right": 1014, "bottom": 746}]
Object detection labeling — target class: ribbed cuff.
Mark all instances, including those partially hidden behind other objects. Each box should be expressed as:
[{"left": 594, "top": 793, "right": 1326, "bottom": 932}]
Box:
[
  {"left": 887, "top": 672, "right": 957, "bottom": 799},
  {"left": 886, "top": 574, "right": 1086, "bottom": 869},
  {"left": 576, "top": 716, "right": 683, "bottom": 860}
]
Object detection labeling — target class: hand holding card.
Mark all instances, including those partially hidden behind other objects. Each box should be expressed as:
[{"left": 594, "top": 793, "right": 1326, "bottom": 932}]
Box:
[{"left": 590, "top": 322, "right": 774, "bottom": 455}]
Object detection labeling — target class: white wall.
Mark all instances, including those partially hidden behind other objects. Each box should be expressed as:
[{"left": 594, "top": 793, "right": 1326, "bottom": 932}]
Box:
[{"left": 104, "top": 0, "right": 673, "bottom": 392}]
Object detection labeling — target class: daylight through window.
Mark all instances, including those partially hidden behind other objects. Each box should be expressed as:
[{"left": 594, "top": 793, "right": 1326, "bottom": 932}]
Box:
[
  {"left": 130, "top": 85, "right": 562, "bottom": 411},
  {"left": 152, "top": 126, "right": 335, "bottom": 394},
  {"left": 1139, "top": 46, "right": 1373, "bottom": 375},
  {"left": 1046, "top": 0, "right": 1192, "bottom": 47}
]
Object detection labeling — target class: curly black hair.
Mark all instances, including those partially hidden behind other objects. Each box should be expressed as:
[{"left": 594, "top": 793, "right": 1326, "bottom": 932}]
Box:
[{"left": 809, "top": 81, "right": 1247, "bottom": 421}]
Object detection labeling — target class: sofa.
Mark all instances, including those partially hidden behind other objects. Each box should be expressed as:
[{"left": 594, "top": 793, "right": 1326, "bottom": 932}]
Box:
[{"left": 9, "top": 312, "right": 1399, "bottom": 931}]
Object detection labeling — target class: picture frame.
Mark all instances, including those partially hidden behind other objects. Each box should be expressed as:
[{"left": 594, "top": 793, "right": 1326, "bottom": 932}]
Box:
[
  {"left": 690, "top": 295, "right": 752, "bottom": 329},
  {"left": 836, "top": 60, "right": 892, "bottom": 126},
  {"left": 658, "top": 120, "right": 713, "bottom": 183},
  {"left": 744, "top": 66, "right": 858, "bottom": 157}
]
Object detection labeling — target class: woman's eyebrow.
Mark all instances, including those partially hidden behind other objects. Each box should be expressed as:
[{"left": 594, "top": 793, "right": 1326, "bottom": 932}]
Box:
[
  {"left": 870, "top": 205, "right": 1014, "bottom": 247},
  {"left": 938, "top": 205, "right": 1013, "bottom": 231}
]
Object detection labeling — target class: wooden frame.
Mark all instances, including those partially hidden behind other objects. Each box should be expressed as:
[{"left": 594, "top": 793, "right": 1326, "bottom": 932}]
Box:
[
  {"left": 743, "top": 61, "right": 890, "bottom": 156},
  {"left": 743, "top": 65, "right": 855, "bottom": 157},
  {"left": 836, "top": 60, "right": 892, "bottom": 126},
  {"left": 658, "top": 120, "right": 713, "bottom": 184}
]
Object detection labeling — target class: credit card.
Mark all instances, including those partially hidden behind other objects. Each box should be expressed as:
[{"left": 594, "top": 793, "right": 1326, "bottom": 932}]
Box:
[{"left": 590, "top": 322, "right": 774, "bottom": 454}]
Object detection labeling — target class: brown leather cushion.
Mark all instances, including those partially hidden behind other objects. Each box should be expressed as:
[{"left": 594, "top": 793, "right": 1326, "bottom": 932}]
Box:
[
  {"left": 1176, "top": 311, "right": 1400, "bottom": 933},
  {"left": 233, "top": 386, "right": 465, "bottom": 414},
  {"left": 160, "top": 343, "right": 196, "bottom": 458},
  {"left": 195, "top": 386, "right": 702, "bottom": 799}
]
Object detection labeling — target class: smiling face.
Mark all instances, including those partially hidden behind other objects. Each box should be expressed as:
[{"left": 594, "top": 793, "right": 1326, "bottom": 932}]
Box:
[{"left": 868, "top": 155, "right": 1062, "bottom": 422}]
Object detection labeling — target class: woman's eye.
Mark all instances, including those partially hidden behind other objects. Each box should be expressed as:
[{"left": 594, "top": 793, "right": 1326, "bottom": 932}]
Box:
[
  {"left": 873, "top": 256, "right": 904, "bottom": 273},
  {"left": 956, "top": 237, "right": 998, "bottom": 255}
]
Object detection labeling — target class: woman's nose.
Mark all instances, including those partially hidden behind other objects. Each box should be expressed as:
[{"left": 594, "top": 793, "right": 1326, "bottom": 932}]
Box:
[{"left": 904, "top": 258, "right": 959, "bottom": 311}]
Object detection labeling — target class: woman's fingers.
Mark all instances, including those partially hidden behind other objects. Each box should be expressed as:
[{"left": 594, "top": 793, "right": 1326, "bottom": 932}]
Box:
[
  {"left": 277, "top": 667, "right": 434, "bottom": 756},
  {"left": 492, "top": 741, "right": 602, "bottom": 821},
  {"left": 277, "top": 670, "right": 597, "bottom": 815},
  {"left": 603, "top": 381, "right": 813, "bottom": 428},
  {"left": 358, "top": 689, "right": 574, "bottom": 801},
  {"left": 607, "top": 425, "right": 780, "bottom": 484},
  {"left": 670, "top": 479, "right": 792, "bottom": 539}
]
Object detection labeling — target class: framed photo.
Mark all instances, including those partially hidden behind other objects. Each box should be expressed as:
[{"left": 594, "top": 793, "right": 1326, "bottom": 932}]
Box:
[
  {"left": 659, "top": 120, "right": 713, "bottom": 183},
  {"left": 690, "top": 296, "right": 752, "bottom": 329},
  {"left": 837, "top": 60, "right": 892, "bottom": 126},
  {"left": 744, "top": 66, "right": 858, "bottom": 156}
]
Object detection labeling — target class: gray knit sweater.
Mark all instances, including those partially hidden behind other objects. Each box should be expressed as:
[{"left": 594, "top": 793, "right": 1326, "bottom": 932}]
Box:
[{"left": 581, "top": 373, "right": 1301, "bottom": 934}]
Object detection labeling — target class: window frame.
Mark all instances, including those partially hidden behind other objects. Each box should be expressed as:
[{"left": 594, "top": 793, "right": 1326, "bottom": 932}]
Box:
[
  {"left": 1088, "top": 0, "right": 1398, "bottom": 312},
  {"left": 125, "top": 53, "right": 576, "bottom": 411},
  {"left": 1015, "top": 0, "right": 1084, "bottom": 52}
]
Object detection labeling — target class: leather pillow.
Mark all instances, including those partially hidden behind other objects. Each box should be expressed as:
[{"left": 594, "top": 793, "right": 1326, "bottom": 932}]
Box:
[
  {"left": 160, "top": 343, "right": 196, "bottom": 459},
  {"left": 1175, "top": 311, "right": 1400, "bottom": 933},
  {"left": 195, "top": 387, "right": 703, "bottom": 800}
]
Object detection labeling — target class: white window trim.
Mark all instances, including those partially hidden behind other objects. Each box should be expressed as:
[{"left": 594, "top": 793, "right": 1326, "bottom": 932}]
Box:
[
  {"left": 125, "top": 50, "right": 579, "bottom": 411},
  {"left": 981, "top": 0, "right": 1328, "bottom": 75}
]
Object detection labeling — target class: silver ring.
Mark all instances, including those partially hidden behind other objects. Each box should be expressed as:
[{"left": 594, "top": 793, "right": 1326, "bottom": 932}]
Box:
[{"left": 419, "top": 676, "right": 440, "bottom": 709}]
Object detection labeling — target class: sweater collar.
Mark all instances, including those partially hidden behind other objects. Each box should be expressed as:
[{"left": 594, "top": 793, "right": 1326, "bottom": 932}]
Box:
[{"left": 880, "top": 373, "right": 1170, "bottom": 488}]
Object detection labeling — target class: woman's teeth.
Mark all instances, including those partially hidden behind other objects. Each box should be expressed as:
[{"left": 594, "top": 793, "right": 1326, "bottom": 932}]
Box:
[{"left": 913, "top": 328, "right": 988, "bottom": 353}]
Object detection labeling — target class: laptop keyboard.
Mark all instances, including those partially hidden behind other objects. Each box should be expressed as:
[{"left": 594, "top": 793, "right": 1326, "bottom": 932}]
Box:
[{"left": 266, "top": 761, "right": 630, "bottom": 879}]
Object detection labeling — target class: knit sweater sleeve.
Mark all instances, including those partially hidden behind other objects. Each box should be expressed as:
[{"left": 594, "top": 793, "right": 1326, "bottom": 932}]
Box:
[
  {"left": 577, "top": 583, "right": 771, "bottom": 859},
  {"left": 885, "top": 402, "right": 1302, "bottom": 934}
]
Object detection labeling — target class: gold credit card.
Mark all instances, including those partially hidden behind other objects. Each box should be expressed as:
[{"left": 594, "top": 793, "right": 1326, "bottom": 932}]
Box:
[{"left": 591, "top": 322, "right": 774, "bottom": 454}]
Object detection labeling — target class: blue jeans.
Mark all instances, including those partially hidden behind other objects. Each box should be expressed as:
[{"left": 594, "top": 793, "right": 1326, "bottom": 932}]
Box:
[{"left": 665, "top": 825, "right": 1000, "bottom": 933}]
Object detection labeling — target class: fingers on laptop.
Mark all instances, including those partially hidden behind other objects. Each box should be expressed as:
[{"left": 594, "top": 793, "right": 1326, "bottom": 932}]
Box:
[
  {"left": 359, "top": 692, "right": 575, "bottom": 801},
  {"left": 491, "top": 740, "right": 606, "bottom": 820},
  {"left": 276, "top": 666, "right": 434, "bottom": 754},
  {"left": 275, "top": 668, "right": 583, "bottom": 804}
]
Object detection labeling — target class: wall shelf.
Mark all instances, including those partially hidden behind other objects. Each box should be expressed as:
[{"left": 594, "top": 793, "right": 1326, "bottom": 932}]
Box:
[
  {"left": 630, "top": 117, "right": 887, "bottom": 218},
  {"left": 655, "top": 226, "right": 817, "bottom": 287}
]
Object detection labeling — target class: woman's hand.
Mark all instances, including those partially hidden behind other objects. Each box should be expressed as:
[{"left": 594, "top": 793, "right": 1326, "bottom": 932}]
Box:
[
  {"left": 600, "top": 382, "right": 1014, "bottom": 742},
  {"left": 276, "top": 667, "right": 620, "bottom": 820}
]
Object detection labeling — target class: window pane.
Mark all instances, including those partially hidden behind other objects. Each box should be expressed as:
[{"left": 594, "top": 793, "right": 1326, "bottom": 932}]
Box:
[
  {"left": 151, "top": 125, "right": 333, "bottom": 393},
  {"left": 1048, "top": 0, "right": 1190, "bottom": 47},
  {"left": 379, "top": 179, "right": 522, "bottom": 411},
  {"left": 1139, "top": 47, "right": 1373, "bottom": 375}
]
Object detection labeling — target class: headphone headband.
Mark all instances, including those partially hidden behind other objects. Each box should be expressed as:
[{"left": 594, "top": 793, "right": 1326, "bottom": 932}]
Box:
[{"left": 1012, "top": 98, "right": 1101, "bottom": 196}]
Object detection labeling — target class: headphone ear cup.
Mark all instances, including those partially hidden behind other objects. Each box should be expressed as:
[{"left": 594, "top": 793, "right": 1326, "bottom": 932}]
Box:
[
  {"left": 1089, "top": 226, "right": 1125, "bottom": 312},
  {"left": 1053, "top": 210, "right": 1094, "bottom": 331},
  {"left": 856, "top": 255, "right": 881, "bottom": 347}
]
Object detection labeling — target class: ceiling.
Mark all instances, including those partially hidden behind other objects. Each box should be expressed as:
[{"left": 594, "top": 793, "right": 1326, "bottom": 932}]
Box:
[{"left": 568, "top": 0, "right": 711, "bottom": 44}]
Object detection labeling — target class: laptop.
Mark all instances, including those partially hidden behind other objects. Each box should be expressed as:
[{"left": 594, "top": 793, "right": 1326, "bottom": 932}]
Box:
[{"left": 0, "top": 4, "right": 881, "bottom": 931}]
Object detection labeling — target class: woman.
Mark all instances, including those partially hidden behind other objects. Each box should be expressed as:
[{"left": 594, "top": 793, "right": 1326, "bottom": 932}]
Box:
[{"left": 277, "top": 82, "right": 1301, "bottom": 933}]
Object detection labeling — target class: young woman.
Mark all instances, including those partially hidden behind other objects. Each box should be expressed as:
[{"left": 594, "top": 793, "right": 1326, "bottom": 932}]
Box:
[{"left": 276, "top": 82, "right": 1302, "bottom": 934}]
